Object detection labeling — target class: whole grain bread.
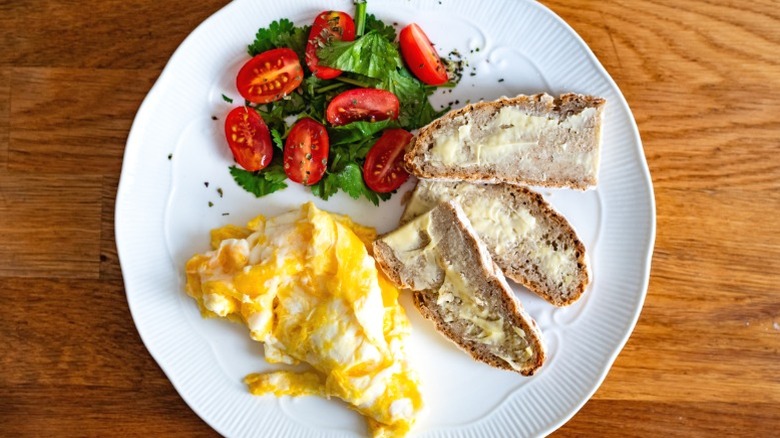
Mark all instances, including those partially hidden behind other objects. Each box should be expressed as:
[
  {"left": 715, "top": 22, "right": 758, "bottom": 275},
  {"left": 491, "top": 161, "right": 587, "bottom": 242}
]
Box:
[
  {"left": 401, "top": 180, "right": 589, "bottom": 306},
  {"left": 373, "top": 201, "right": 545, "bottom": 375},
  {"left": 404, "top": 93, "right": 606, "bottom": 190}
]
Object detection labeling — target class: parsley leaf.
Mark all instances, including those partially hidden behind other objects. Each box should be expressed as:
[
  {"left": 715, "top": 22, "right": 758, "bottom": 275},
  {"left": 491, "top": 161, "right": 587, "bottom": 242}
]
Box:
[
  {"left": 365, "top": 14, "right": 397, "bottom": 41},
  {"left": 316, "top": 31, "right": 402, "bottom": 79},
  {"left": 329, "top": 120, "right": 399, "bottom": 146},
  {"left": 379, "top": 68, "right": 446, "bottom": 129},
  {"left": 229, "top": 164, "right": 288, "bottom": 197},
  {"left": 311, "top": 163, "right": 385, "bottom": 206},
  {"left": 248, "top": 19, "right": 311, "bottom": 61},
  {"left": 270, "top": 129, "right": 284, "bottom": 150}
]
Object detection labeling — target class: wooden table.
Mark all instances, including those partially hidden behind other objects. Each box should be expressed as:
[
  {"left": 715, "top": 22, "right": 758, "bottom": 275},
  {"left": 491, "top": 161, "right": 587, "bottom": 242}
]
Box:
[{"left": 1, "top": 0, "right": 778, "bottom": 436}]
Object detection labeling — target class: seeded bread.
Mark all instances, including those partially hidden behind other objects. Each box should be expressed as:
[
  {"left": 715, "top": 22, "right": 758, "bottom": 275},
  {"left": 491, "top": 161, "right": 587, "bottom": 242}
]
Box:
[
  {"left": 404, "top": 93, "right": 606, "bottom": 190},
  {"left": 373, "top": 201, "right": 545, "bottom": 375},
  {"left": 400, "top": 180, "right": 589, "bottom": 306}
]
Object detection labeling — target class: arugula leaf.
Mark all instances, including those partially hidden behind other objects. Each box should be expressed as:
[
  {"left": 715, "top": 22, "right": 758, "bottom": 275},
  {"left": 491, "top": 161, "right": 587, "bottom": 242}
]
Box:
[
  {"left": 229, "top": 164, "right": 288, "bottom": 197},
  {"left": 365, "top": 14, "right": 397, "bottom": 41},
  {"left": 316, "top": 32, "right": 402, "bottom": 79},
  {"left": 248, "top": 19, "right": 311, "bottom": 61}
]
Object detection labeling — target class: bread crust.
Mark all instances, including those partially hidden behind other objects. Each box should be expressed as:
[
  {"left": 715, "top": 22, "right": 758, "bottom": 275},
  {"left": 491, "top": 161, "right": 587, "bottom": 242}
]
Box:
[
  {"left": 373, "top": 201, "right": 546, "bottom": 376},
  {"left": 401, "top": 180, "right": 590, "bottom": 306},
  {"left": 404, "top": 93, "right": 606, "bottom": 190}
]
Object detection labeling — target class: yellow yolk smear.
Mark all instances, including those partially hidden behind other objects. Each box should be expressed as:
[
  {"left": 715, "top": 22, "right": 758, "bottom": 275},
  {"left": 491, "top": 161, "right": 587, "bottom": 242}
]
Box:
[{"left": 185, "top": 202, "right": 422, "bottom": 437}]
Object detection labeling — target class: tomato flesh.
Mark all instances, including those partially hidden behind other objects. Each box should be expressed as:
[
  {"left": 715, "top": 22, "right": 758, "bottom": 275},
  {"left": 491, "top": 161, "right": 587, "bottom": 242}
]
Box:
[
  {"left": 236, "top": 48, "right": 303, "bottom": 104},
  {"left": 399, "top": 23, "right": 448, "bottom": 86},
  {"left": 326, "top": 88, "right": 400, "bottom": 126},
  {"left": 224, "top": 107, "right": 273, "bottom": 171},
  {"left": 363, "top": 129, "right": 412, "bottom": 192},
  {"left": 284, "top": 118, "right": 330, "bottom": 185},
  {"left": 306, "top": 11, "right": 356, "bottom": 79}
]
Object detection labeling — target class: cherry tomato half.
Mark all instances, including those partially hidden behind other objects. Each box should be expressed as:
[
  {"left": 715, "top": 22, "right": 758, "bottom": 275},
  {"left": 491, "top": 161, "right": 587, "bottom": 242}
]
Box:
[
  {"left": 284, "top": 118, "right": 330, "bottom": 185},
  {"left": 236, "top": 48, "right": 303, "bottom": 104},
  {"left": 325, "top": 88, "right": 400, "bottom": 126},
  {"left": 399, "top": 23, "right": 448, "bottom": 86},
  {"left": 306, "top": 11, "right": 356, "bottom": 79},
  {"left": 224, "top": 107, "right": 273, "bottom": 171},
  {"left": 363, "top": 129, "right": 412, "bottom": 193}
]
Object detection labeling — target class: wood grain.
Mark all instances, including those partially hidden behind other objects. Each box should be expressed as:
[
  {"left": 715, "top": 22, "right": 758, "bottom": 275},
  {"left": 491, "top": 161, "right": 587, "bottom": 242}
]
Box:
[{"left": 1, "top": 0, "right": 778, "bottom": 437}]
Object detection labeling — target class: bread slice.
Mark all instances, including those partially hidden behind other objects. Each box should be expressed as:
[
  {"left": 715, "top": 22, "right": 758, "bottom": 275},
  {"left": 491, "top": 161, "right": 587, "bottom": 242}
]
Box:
[
  {"left": 373, "top": 201, "right": 545, "bottom": 375},
  {"left": 401, "top": 180, "right": 589, "bottom": 306},
  {"left": 404, "top": 93, "right": 606, "bottom": 190}
]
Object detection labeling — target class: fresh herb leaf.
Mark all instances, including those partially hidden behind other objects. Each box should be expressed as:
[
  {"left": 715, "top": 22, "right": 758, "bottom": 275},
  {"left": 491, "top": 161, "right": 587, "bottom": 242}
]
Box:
[
  {"left": 312, "top": 163, "right": 383, "bottom": 205},
  {"left": 365, "top": 14, "right": 396, "bottom": 41},
  {"left": 329, "top": 119, "right": 398, "bottom": 146},
  {"left": 229, "top": 164, "right": 288, "bottom": 197},
  {"left": 248, "top": 19, "right": 311, "bottom": 61},
  {"left": 270, "top": 129, "right": 284, "bottom": 150},
  {"left": 222, "top": 94, "right": 234, "bottom": 103},
  {"left": 317, "top": 31, "right": 402, "bottom": 79},
  {"left": 378, "top": 68, "right": 445, "bottom": 129}
]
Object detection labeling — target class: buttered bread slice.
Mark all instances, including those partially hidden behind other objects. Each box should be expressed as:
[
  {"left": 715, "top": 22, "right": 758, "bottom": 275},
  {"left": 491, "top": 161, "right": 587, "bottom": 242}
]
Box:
[
  {"left": 373, "top": 201, "right": 545, "bottom": 375},
  {"left": 401, "top": 180, "right": 590, "bottom": 306},
  {"left": 404, "top": 93, "right": 605, "bottom": 190}
]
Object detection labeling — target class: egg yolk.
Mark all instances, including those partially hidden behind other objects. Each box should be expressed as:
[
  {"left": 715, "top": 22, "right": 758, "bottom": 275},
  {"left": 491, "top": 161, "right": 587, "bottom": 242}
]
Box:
[{"left": 185, "top": 202, "right": 422, "bottom": 437}]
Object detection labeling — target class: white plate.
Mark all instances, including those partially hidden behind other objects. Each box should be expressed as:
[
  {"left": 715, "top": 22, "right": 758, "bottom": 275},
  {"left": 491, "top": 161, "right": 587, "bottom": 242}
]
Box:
[{"left": 116, "top": 0, "right": 655, "bottom": 436}]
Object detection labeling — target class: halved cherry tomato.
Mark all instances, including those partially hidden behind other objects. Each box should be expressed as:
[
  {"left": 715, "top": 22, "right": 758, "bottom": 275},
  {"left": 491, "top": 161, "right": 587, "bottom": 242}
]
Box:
[
  {"left": 363, "top": 129, "right": 412, "bottom": 193},
  {"left": 306, "top": 11, "right": 356, "bottom": 79},
  {"left": 399, "top": 23, "right": 448, "bottom": 86},
  {"left": 236, "top": 48, "right": 303, "bottom": 104},
  {"left": 284, "top": 118, "right": 330, "bottom": 185},
  {"left": 326, "top": 88, "right": 400, "bottom": 126},
  {"left": 224, "top": 107, "right": 273, "bottom": 171}
]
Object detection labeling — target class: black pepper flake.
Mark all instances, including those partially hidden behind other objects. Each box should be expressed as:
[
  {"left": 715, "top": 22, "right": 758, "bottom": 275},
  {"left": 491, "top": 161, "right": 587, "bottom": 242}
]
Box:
[
  {"left": 211, "top": 115, "right": 218, "bottom": 120},
  {"left": 469, "top": 72, "right": 476, "bottom": 76},
  {"left": 498, "top": 78, "right": 505, "bottom": 83},
  {"left": 222, "top": 213, "right": 229, "bottom": 216},
  {"left": 217, "top": 188, "right": 223, "bottom": 198},
  {"left": 167, "top": 153, "right": 172, "bottom": 160},
  {"left": 204, "top": 182, "right": 209, "bottom": 188}
]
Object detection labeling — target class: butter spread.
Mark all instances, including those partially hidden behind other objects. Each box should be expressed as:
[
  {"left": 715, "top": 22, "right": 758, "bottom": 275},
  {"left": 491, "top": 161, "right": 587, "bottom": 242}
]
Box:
[
  {"left": 404, "top": 181, "right": 576, "bottom": 289},
  {"left": 380, "top": 206, "right": 531, "bottom": 357},
  {"left": 428, "top": 106, "right": 598, "bottom": 171}
]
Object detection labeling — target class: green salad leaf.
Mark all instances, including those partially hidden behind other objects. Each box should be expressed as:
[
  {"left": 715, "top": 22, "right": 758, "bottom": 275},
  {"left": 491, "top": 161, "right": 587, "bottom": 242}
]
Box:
[
  {"left": 229, "top": 164, "right": 288, "bottom": 197},
  {"left": 365, "top": 14, "right": 397, "bottom": 41},
  {"left": 316, "top": 31, "right": 403, "bottom": 79},
  {"left": 248, "top": 19, "right": 310, "bottom": 61}
]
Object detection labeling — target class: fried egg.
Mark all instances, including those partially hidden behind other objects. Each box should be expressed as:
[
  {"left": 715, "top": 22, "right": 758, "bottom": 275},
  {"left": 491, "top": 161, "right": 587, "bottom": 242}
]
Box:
[{"left": 185, "top": 202, "right": 422, "bottom": 437}]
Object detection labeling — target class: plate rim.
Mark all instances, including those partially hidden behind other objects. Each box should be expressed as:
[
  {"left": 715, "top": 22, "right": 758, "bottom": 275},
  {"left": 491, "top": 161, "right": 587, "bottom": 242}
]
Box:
[{"left": 115, "top": 0, "right": 657, "bottom": 436}]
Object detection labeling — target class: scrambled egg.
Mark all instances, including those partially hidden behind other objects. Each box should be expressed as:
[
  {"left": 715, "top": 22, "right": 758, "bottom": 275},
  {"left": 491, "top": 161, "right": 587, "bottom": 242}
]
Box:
[{"left": 185, "top": 202, "right": 422, "bottom": 437}]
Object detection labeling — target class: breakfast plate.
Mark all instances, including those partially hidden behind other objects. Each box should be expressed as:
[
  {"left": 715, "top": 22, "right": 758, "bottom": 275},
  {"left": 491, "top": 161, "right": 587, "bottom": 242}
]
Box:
[{"left": 116, "top": 0, "right": 656, "bottom": 436}]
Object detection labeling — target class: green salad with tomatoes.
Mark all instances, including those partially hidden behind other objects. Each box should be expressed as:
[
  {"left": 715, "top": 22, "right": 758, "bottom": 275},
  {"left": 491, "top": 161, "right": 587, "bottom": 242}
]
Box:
[{"left": 222, "top": 1, "right": 457, "bottom": 205}]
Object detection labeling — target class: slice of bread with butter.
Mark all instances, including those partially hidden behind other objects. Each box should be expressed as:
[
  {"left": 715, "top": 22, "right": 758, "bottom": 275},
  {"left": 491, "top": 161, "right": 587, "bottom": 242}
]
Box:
[
  {"left": 404, "top": 93, "right": 605, "bottom": 190},
  {"left": 373, "top": 201, "right": 546, "bottom": 375},
  {"left": 401, "top": 180, "right": 590, "bottom": 306}
]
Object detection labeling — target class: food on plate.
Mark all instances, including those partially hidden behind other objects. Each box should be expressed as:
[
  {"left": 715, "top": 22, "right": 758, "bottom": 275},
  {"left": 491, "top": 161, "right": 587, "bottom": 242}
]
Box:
[
  {"left": 401, "top": 180, "right": 590, "bottom": 306},
  {"left": 221, "top": 2, "right": 457, "bottom": 204},
  {"left": 224, "top": 106, "right": 274, "bottom": 172},
  {"left": 373, "top": 201, "right": 546, "bottom": 375},
  {"left": 283, "top": 117, "right": 329, "bottom": 185},
  {"left": 363, "top": 128, "right": 413, "bottom": 193},
  {"left": 399, "top": 23, "right": 449, "bottom": 86},
  {"left": 185, "top": 203, "right": 422, "bottom": 437},
  {"left": 236, "top": 47, "right": 304, "bottom": 104},
  {"left": 305, "top": 11, "right": 356, "bottom": 79},
  {"left": 326, "top": 88, "right": 400, "bottom": 126},
  {"left": 404, "top": 93, "right": 606, "bottom": 190}
]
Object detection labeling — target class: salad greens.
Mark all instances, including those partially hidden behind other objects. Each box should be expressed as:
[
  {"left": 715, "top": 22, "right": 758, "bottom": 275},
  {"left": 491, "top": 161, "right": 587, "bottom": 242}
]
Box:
[{"left": 228, "top": 5, "right": 456, "bottom": 205}]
